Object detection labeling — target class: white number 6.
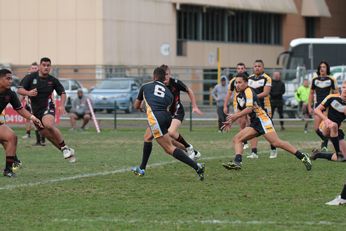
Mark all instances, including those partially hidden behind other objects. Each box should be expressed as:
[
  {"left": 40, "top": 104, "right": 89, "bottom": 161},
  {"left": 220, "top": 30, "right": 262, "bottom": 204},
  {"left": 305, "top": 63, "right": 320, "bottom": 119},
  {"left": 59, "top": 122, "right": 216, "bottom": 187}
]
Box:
[{"left": 154, "top": 85, "right": 165, "bottom": 98}]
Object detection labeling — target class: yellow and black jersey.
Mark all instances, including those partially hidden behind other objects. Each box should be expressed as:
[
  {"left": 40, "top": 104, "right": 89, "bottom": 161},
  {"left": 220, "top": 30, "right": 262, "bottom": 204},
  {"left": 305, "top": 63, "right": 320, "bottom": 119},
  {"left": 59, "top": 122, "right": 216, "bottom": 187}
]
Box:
[
  {"left": 236, "top": 87, "right": 269, "bottom": 122},
  {"left": 321, "top": 94, "right": 346, "bottom": 127},
  {"left": 248, "top": 72, "right": 272, "bottom": 116},
  {"left": 311, "top": 75, "right": 337, "bottom": 106}
]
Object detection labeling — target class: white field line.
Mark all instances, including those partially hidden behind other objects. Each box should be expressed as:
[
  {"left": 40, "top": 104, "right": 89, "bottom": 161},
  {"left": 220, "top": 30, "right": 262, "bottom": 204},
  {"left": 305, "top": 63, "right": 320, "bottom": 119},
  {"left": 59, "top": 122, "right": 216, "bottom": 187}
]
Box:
[
  {"left": 52, "top": 217, "right": 346, "bottom": 226},
  {"left": 0, "top": 155, "right": 228, "bottom": 191}
]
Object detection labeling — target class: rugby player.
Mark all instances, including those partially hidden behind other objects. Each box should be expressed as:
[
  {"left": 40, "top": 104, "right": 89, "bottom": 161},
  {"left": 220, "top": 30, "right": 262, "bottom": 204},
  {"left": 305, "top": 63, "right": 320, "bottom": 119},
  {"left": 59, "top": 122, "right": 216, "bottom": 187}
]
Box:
[
  {"left": 308, "top": 61, "right": 338, "bottom": 151},
  {"left": 131, "top": 67, "right": 205, "bottom": 180},
  {"left": 0, "top": 69, "right": 43, "bottom": 177},
  {"left": 17, "top": 57, "right": 76, "bottom": 163},
  {"left": 221, "top": 73, "right": 312, "bottom": 171},
  {"left": 310, "top": 80, "right": 346, "bottom": 161},
  {"left": 247, "top": 60, "right": 277, "bottom": 159}
]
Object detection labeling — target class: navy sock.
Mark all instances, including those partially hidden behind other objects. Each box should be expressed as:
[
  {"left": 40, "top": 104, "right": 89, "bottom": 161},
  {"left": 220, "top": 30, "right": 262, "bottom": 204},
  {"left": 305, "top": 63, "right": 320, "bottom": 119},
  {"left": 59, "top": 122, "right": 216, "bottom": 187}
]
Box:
[
  {"left": 140, "top": 142, "right": 152, "bottom": 170},
  {"left": 315, "top": 152, "right": 333, "bottom": 160},
  {"left": 5, "top": 156, "right": 15, "bottom": 170},
  {"left": 177, "top": 134, "right": 190, "bottom": 148},
  {"left": 173, "top": 148, "right": 198, "bottom": 170},
  {"left": 270, "top": 145, "right": 276, "bottom": 150},
  {"left": 235, "top": 154, "right": 242, "bottom": 163}
]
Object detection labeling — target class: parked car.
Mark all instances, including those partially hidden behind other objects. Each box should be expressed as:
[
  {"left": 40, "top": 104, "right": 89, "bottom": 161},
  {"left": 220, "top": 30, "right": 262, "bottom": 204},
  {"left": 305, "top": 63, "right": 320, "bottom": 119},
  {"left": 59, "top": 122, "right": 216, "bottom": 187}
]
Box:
[
  {"left": 89, "top": 78, "right": 140, "bottom": 113},
  {"left": 58, "top": 78, "right": 88, "bottom": 112}
]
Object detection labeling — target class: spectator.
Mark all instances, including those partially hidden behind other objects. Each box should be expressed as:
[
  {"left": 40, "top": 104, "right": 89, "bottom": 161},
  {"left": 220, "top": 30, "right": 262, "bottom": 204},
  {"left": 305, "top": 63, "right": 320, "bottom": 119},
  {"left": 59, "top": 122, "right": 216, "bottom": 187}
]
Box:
[
  {"left": 270, "top": 71, "right": 285, "bottom": 131},
  {"left": 295, "top": 79, "right": 311, "bottom": 133},
  {"left": 212, "top": 76, "right": 228, "bottom": 132},
  {"left": 69, "top": 89, "right": 91, "bottom": 130}
]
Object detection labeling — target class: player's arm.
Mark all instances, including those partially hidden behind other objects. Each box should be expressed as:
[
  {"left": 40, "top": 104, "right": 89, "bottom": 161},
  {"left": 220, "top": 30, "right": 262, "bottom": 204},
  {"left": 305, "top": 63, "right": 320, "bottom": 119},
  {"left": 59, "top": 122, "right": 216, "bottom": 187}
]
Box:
[
  {"left": 257, "top": 85, "right": 271, "bottom": 99},
  {"left": 332, "top": 76, "right": 339, "bottom": 94},
  {"left": 223, "top": 90, "right": 232, "bottom": 114},
  {"left": 17, "top": 76, "right": 37, "bottom": 97},
  {"left": 307, "top": 88, "right": 315, "bottom": 114},
  {"left": 16, "top": 108, "right": 43, "bottom": 128},
  {"left": 187, "top": 87, "right": 203, "bottom": 115},
  {"left": 134, "top": 86, "right": 144, "bottom": 111}
]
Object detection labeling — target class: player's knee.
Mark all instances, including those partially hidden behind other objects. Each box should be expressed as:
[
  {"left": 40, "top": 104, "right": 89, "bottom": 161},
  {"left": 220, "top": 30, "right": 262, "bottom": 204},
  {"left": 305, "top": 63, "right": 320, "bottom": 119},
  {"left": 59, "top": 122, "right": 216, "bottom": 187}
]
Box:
[{"left": 8, "top": 132, "right": 17, "bottom": 144}]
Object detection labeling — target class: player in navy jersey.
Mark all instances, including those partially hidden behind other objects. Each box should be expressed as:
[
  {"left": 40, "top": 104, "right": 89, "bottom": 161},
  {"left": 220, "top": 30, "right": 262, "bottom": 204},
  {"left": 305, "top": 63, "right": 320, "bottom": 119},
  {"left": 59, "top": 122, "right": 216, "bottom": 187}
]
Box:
[
  {"left": 308, "top": 61, "right": 338, "bottom": 151},
  {"left": 131, "top": 67, "right": 205, "bottom": 180},
  {"left": 221, "top": 73, "right": 311, "bottom": 171},
  {"left": 17, "top": 57, "right": 76, "bottom": 163},
  {"left": 247, "top": 60, "right": 277, "bottom": 159},
  {"left": 0, "top": 69, "right": 42, "bottom": 177},
  {"left": 310, "top": 80, "right": 346, "bottom": 161}
]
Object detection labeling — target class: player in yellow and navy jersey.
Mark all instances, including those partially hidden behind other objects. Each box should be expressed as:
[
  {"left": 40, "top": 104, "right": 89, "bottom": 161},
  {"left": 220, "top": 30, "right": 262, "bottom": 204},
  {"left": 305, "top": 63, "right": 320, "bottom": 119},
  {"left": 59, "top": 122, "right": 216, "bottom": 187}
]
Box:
[
  {"left": 223, "top": 62, "right": 249, "bottom": 148},
  {"left": 132, "top": 67, "right": 205, "bottom": 180},
  {"left": 221, "top": 73, "right": 312, "bottom": 171},
  {"left": 310, "top": 80, "right": 346, "bottom": 162},
  {"left": 308, "top": 60, "right": 338, "bottom": 151},
  {"left": 247, "top": 59, "right": 277, "bottom": 159}
]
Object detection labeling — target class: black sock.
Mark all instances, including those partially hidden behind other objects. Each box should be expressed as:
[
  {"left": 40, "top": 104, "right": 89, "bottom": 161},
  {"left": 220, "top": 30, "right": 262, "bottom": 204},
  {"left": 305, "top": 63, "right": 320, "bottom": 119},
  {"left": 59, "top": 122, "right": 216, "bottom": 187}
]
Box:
[
  {"left": 322, "top": 139, "right": 328, "bottom": 148},
  {"left": 270, "top": 145, "right": 276, "bottom": 151},
  {"left": 330, "top": 136, "right": 340, "bottom": 153},
  {"left": 315, "top": 152, "right": 333, "bottom": 160},
  {"left": 35, "top": 130, "right": 41, "bottom": 144},
  {"left": 316, "top": 129, "right": 328, "bottom": 148},
  {"left": 14, "top": 155, "right": 19, "bottom": 162},
  {"left": 5, "top": 156, "right": 15, "bottom": 170},
  {"left": 177, "top": 134, "right": 190, "bottom": 148},
  {"left": 244, "top": 140, "right": 248, "bottom": 145},
  {"left": 234, "top": 154, "right": 242, "bottom": 163},
  {"left": 26, "top": 130, "right": 31, "bottom": 136},
  {"left": 172, "top": 148, "right": 198, "bottom": 170},
  {"left": 140, "top": 142, "right": 152, "bottom": 170},
  {"left": 41, "top": 136, "right": 45, "bottom": 143},
  {"left": 251, "top": 148, "right": 257, "bottom": 154},
  {"left": 304, "top": 122, "right": 308, "bottom": 130},
  {"left": 59, "top": 141, "right": 66, "bottom": 149},
  {"left": 294, "top": 151, "right": 304, "bottom": 160},
  {"left": 341, "top": 184, "right": 346, "bottom": 199}
]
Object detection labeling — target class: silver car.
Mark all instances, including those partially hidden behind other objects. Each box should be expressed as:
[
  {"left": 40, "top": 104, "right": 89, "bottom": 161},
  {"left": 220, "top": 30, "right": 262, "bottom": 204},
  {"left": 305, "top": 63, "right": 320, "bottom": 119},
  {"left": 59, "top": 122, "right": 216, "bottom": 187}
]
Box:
[
  {"left": 59, "top": 78, "right": 88, "bottom": 112},
  {"left": 89, "top": 78, "right": 140, "bottom": 113}
]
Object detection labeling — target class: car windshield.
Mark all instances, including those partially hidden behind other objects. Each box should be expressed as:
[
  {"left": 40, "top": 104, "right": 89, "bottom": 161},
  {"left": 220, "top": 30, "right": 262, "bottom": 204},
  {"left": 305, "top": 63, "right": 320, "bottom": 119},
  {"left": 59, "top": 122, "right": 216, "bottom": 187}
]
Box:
[
  {"left": 96, "top": 80, "right": 130, "bottom": 90},
  {"left": 60, "top": 80, "right": 69, "bottom": 90}
]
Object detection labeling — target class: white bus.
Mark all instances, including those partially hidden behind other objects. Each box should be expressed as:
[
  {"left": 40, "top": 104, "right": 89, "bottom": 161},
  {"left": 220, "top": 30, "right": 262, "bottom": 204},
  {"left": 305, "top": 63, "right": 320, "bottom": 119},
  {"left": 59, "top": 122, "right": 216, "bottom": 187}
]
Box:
[{"left": 277, "top": 37, "right": 346, "bottom": 80}]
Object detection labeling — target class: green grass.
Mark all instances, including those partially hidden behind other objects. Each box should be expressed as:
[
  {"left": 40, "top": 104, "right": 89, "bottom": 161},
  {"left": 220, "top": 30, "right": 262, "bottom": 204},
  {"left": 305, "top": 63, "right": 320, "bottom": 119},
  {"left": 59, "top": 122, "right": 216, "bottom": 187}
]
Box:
[{"left": 0, "top": 124, "right": 345, "bottom": 230}]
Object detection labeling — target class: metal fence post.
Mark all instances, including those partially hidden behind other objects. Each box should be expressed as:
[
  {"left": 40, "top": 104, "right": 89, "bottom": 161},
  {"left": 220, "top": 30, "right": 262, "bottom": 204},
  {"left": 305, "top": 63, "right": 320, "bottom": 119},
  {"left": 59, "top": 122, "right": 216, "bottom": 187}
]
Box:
[
  {"left": 114, "top": 101, "right": 117, "bottom": 129},
  {"left": 189, "top": 102, "right": 192, "bottom": 132}
]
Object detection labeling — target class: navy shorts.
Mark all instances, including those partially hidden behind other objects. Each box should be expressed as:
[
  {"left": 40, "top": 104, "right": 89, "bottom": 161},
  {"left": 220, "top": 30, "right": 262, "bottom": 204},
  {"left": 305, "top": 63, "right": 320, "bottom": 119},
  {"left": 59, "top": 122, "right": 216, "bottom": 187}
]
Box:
[
  {"left": 250, "top": 117, "right": 275, "bottom": 136},
  {"left": 146, "top": 110, "right": 172, "bottom": 139}
]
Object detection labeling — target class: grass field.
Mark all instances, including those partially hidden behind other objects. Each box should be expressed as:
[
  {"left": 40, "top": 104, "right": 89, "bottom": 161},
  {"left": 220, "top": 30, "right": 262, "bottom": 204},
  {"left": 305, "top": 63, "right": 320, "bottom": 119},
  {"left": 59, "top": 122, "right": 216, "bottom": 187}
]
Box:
[{"left": 0, "top": 124, "right": 345, "bottom": 230}]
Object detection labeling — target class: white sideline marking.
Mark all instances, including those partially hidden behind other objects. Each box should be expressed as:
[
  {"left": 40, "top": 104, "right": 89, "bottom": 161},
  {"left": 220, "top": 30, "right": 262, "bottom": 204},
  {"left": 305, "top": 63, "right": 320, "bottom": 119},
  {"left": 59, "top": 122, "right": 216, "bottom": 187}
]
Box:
[
  {"left": 0, "top": 155, "right": 227, "bottom": 191},
  {"left": 52, "top": 217, "right": 346, "bottom": 226}
]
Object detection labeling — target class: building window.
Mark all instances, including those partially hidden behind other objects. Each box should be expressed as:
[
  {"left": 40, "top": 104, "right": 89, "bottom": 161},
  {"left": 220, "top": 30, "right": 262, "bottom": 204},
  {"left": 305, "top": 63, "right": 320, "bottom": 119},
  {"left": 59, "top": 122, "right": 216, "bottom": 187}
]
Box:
[
  {"left": 177, "top": 5, "right": 282, "bottom": 47},
  {"left": 305, "top": 17, "right": 315, "bottom": 38}
]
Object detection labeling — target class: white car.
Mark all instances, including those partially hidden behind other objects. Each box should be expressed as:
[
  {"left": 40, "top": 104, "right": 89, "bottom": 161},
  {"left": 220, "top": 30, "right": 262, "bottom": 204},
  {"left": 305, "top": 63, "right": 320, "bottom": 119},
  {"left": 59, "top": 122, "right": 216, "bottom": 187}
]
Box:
[{"left": 57, "top": 78, "right": 88, "bottom": 112}]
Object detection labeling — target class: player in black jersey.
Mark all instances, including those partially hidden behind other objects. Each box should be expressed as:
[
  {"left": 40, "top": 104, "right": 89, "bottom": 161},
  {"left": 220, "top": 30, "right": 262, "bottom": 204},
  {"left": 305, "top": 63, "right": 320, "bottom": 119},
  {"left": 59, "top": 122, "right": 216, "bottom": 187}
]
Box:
[
  {"left": 0, "top": 69, "right": 42, "bottom": 177},
  {"left": 17, "top": 57, "right": 76, "bottom": 163},
  {"left": 310, "top": 80, "right": 346, "bottom": 162},
  {"left": 308, "top": 61, "right": 338, "bottom": 151},
  {"left": 221, "top": 73, "right": 311, "bottom": 171},
  {"left": 131, "top": 67, "right": 205, "bottom": 180}
]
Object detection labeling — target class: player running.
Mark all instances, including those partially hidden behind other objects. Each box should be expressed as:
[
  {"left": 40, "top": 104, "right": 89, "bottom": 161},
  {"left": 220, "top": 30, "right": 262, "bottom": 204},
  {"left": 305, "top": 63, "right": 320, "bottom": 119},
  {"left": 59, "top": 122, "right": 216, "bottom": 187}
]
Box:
[
  {"left": 221, "top": 73, "right": 312, "bottom": 171},
  {"left": 17, "top": 57, "right": 76, "bottom": 163},
  {"left": 131, "top": 67, "right": 205, "bottom": 180},
  {"left": 0, "top": 69, "right": 43, "bottom": 177}
]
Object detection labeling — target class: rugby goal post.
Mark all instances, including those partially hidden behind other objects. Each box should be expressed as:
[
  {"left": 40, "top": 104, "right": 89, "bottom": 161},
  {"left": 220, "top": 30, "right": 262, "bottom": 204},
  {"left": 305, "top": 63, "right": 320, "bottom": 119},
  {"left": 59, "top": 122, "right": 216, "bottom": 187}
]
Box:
[{"left": 86, "top": 98, "right": 101, "bottom": 133}]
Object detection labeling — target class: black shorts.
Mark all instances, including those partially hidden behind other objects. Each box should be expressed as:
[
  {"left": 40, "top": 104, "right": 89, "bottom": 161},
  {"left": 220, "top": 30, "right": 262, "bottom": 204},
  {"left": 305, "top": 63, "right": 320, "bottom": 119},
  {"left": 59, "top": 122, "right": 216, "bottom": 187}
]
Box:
[
  {"left": 147, "top": 110, "right": 172, "bottom": 139},
  {"left": 338, "top": 129, "right": 345, "bottom": 140},
  {"left": 33, "top": 102, "right": 56, "bottom": 121},
  {"left": 172, "top": 106, "right": 185, "bottom": 122},
  {"left": 250, "top": 117, "right": 275, "bottom": 136},
  {"left": 74, "top": 112, "right": 89, "bottom": 120}
]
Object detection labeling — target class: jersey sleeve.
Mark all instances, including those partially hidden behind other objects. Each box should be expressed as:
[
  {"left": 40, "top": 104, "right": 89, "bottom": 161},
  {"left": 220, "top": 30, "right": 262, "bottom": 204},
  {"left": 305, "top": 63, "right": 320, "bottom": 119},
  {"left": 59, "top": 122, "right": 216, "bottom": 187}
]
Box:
[
  {"left": 10, "top": 91, "right": 23, "bottom": 110},
  {"left": 136, "top": 85, "right": 144, "bottom": 101},
  {"left": 54, "top": 78, "right": 66, "bottom": 96},
  {"left": 321, "top": 94, "right": 335, "bottom": 108},
  {"left": 244, "top": 88, "right": 254, "bottom": 107},
  {"left": 175, "top": 79, "right": 188, "bottom": 92},
  {"left": 19, "top": 75, "right": 32, "bottom": 90},
  {"left": 264, "top": 74, "right": 272, "bottom": 87}
]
